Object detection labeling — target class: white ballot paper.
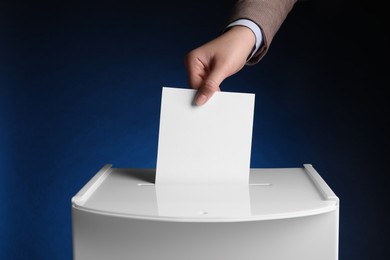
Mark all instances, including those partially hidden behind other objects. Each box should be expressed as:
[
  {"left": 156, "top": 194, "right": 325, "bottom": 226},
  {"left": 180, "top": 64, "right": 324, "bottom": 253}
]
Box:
[{"left": 156, "top": 87, "right": 255, "bottom": 184}]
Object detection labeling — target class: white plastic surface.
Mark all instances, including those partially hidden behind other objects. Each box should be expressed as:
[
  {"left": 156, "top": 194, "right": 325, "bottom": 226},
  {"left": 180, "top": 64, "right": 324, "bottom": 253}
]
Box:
[
  {"left": 72, "top": 165, "right": 338, "bottom": 222},
  {"left": 72, "top": 164, "right": 339, "bottom": 260},
  {"left": 73, "top": 209, "right": 339, "bottom": 260}
]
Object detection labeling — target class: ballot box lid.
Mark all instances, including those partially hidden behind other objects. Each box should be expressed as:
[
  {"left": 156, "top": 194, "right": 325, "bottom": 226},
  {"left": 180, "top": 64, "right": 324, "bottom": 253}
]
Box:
[{"left": 71, "top": 164, "right": 339, "bottom": 223}]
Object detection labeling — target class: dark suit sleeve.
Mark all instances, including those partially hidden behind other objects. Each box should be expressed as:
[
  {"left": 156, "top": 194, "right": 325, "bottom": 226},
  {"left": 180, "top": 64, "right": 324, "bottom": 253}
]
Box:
[{"left": 227, "top": 0, "right": 298, "bottom": 64}]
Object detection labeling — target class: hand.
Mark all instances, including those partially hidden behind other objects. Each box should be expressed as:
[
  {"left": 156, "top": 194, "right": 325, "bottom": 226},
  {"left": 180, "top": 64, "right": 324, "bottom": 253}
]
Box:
[{"left": 185, "top": 26, "right": 256, "bottom": 105}]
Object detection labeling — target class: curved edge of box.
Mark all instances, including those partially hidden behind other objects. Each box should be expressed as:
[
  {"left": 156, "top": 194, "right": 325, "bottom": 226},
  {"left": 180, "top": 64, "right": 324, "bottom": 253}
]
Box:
[
  {"left": 71, "top": 164, "right": 339, "bottom": 223},
  {"left": 71, "top": 203, "right": 339, "bottom": 223}
]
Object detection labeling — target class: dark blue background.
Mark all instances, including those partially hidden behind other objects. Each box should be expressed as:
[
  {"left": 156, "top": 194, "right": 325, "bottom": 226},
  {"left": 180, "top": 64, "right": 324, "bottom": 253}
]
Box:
[{"left": 1, "top": 0, "right": 387, "bottom": 259}]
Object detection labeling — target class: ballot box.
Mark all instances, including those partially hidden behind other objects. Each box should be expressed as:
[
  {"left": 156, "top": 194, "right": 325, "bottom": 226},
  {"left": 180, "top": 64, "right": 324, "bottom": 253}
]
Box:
[{"left": 71, "top": 164, "right": 339, "bottom": 260}]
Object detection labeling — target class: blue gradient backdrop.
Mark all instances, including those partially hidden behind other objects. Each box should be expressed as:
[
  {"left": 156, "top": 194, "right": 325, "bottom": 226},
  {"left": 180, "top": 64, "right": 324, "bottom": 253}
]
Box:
[{"left": 0, "top": 0, "right": 387, "bottom": 259}]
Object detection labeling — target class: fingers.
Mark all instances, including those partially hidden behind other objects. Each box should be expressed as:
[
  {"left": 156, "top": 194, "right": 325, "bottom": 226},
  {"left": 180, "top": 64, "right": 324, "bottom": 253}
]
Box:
[
  {"left": 194, "top": 68, "right": 225, "bottom": 106},
  {"left": 184, "top": 51, "right": 205, "bottom": 90},
  {"left": 185, "top": 26, "right": 256, "bottom": 106},
  {"left": 185, "top": 48, "right": 227, "bottom": 106}
]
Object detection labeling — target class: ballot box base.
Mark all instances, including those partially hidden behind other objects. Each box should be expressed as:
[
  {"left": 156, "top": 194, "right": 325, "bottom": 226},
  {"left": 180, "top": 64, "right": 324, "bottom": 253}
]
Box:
[{"left": 71, "top": 164, "right": 339, "bottom": 260}]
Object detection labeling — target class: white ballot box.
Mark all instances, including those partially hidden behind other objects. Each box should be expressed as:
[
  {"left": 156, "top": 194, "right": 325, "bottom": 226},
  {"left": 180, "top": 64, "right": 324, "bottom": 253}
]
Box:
[{"left": 71, "top": 164, "right": 339, "bottom": 260}]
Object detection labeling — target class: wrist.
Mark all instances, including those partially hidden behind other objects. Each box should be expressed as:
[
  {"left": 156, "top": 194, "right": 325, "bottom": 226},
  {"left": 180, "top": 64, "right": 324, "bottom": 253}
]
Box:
[
  {"left": 224, "top": 26, "right": 256, "bottom": 59},
  {"left": 226, "top": 19, "right": 263, "bottom": 59}
]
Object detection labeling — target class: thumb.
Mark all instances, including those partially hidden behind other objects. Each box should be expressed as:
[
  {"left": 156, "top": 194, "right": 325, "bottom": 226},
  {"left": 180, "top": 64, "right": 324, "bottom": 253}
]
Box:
[{"left": 194, "top": 69, "right": 226, "bottom": 106}]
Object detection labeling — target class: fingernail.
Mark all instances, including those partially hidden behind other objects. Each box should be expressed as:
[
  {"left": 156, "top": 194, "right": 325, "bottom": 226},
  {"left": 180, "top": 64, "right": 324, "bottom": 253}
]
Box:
[{"left": 196, "top": 94, "right": 208, "bottom": 106}]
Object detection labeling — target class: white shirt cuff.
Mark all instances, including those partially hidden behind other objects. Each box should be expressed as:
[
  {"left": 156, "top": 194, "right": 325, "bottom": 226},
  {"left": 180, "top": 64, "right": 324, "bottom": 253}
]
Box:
[{"left": 226, "top": 19, "right": 263, "bottom": 60}]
